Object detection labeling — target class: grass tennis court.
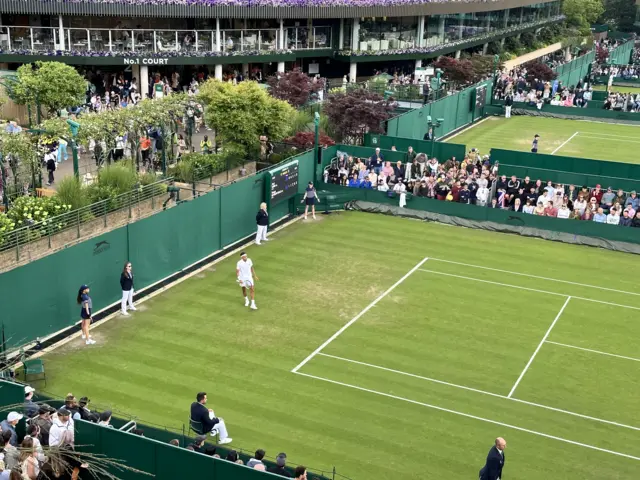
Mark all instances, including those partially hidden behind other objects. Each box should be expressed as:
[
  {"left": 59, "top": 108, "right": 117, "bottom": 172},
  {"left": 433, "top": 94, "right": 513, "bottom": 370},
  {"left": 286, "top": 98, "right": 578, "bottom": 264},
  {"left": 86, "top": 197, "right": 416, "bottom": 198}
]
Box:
[
  {"left": 593, "top": 84, "right": 640, "bottom": 95},
  {"left": 447, "top": 116, "right": 640, "bottom": 163},
  {"left": 41, "top": 212, "right": 640, "bottom": 479}
]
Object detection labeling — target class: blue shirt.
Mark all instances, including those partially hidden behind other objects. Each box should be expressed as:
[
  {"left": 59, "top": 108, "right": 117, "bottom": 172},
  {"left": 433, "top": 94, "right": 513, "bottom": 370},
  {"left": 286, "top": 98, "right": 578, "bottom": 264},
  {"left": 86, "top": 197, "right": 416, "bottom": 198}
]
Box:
[
  {"left": 348, "top": 178, "right": 360, "bottom": 188},
  {"left": 360, "top": 180, "right": 372, "bottom": 189},
  {"left": 81, "top": 293, "right": 93, "bottom": 311},
  {"left": 593, "top": 213, "right": 607, "bottom": 223},
  {"left": 0, "top": 419, "right": 17, "bottom": 446}
]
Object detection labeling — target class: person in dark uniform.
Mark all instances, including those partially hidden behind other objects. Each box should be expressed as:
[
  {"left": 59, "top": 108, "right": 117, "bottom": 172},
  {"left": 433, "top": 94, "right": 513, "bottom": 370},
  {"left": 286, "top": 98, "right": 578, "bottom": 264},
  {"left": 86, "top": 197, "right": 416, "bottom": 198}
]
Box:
[
  {"left": 255, "top": 202, "right": 269, "bottom": 245},
  {"left": 301, "top": 182, "right": 319, "bottom": 220},
  {"left": 77, "top": 285, "right": 96, "bottom": 345},
  {"left": 504, "top": 93, "right": 513, "bottom": 118},
  {"left": 479, "top": 437, "right": 506, "bottom": 480},
  {"left": 531, "top": 134, "right": 540, "bottom": 153}
]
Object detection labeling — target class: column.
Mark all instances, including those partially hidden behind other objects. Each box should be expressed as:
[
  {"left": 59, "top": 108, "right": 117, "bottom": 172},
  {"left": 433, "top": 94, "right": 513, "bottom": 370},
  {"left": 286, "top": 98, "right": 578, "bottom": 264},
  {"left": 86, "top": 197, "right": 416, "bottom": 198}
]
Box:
[
  {"left": 215, "top": 18, "right": 223, "bottom": 80},
  {"left": 242, "top": 63, "right": 249, "bottom": 76},
  {"left": 503, "top": 9, "right": 509, "bottom": 28},
  {"left": 500, "top": 38, "right": 505, "bottom": 47},
  {"left": 352, "top": 17, "right": 360, "bottom": 51},
  {"left": 279, "top": 19, "right": 284, "bottom": 49},
  {"left": 564, "top": 46, "right": 571, "bottom": 62},
  {"left": 455, "top": 50, "right": 461, "bottom": 59},
  {"left": 438, "top": 16, "right": 445, "bottom": 44},
  {"left": 349, "top": 62, "right": 357, "bottom": 82},
  {"left": 415, "top": 59, "right": 422, "bottom": 70},
  {"left": 520, "top": 8, "right": 524, "bottom": 25},
  {"left": 58, "top": 14, "right": 65, "bottom": 50},
  {"left": 417, "top": 16, "right": 425, "bottom": 47},
  {"left": 482, "top": 43, "right": 488, "bottom": 55},
  {"left": 140, "top": 65, "right": 149, "bottom": 99},
  {"left": 339, "top": 19, "right": 344, "bottom": 49},
  {"left": 458, "top": 15, "right": 464, "bottom": 40},
  {"left": 277, "top": 62, "right": 285, "bottom": 73},
  {"left": 132, "top": 64, "right": 140, "bottom": 84}
]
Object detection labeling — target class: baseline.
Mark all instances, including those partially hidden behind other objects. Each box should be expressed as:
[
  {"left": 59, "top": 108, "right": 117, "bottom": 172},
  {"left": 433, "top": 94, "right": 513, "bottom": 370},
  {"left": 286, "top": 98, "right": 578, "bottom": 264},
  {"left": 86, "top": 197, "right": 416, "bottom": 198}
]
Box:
[
  {"left": 316, "top": 353, "right": 640, "bottom": 432},
  {"left": 290, "top": 257, "right": 429, "bottom": 373},
  {"left": 546, "top": 341, "right": 640, "bottom": 363},
  {"left": 293, "top": 371, "right": 640, "bottom": 462},
  {"left": 551, "top": 131, "right": 579, "bottom": 155}
]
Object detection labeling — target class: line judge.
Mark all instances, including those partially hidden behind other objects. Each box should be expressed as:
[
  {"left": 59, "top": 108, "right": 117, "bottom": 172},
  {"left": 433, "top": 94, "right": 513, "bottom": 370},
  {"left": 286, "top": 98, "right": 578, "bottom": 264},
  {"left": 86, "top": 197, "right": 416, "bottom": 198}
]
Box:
[
  {"left": 255, "top": 202, "right": 269, "bottom": 245},
  {"left": 479, "top": 437, "right": 506, "bottom": 480}
]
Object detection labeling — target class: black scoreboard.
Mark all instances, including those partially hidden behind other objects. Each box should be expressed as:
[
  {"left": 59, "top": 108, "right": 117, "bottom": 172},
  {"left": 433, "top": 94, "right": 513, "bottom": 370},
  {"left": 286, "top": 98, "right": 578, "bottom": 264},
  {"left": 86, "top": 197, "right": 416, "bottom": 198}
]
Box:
[{"left": 267, "top": 159, "right": 299, "bottom": 205}]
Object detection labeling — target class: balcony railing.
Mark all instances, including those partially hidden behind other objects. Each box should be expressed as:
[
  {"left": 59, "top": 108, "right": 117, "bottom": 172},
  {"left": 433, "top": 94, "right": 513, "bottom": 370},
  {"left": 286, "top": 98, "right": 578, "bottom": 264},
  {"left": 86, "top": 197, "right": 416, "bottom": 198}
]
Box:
[{"left": 0, "top": 26, "right": 332, "bottom": 54}]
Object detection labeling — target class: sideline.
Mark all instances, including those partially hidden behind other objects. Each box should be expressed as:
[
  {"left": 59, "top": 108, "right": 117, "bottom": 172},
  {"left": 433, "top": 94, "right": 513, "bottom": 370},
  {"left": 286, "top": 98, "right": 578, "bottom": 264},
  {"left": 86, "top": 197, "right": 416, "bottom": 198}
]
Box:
[{"left": 444, "top": 116, "right": 491, "bottom": 142}]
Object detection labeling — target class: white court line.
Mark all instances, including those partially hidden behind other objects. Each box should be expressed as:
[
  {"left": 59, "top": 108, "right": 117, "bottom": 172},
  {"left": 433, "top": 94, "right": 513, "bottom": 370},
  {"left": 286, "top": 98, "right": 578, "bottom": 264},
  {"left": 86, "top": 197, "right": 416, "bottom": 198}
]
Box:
[
  {"left": 508, "top": 297, "right": 572, "bottom": 398},
  {"left": 427, "top": 257, "right": 640, "bottom": 297},
  {"left": 546, "top": 341, "right": 640, "bottom": 363},
  {"left": 581, "top": 132, "right": 640, "bottom": 139},
  {"left": 417, "top": 269, "right": 640, "bottom": 312},
  {"left": 317, "top": 353, "right": 640, "bottom": 432},
  {"left": 293, "top": 371, "right": 640, "bottom": 462},
  {"left": 588, "top": 136, "right": 640, "bottom": 145},
  {"left": 551, "top": 131, "right": 579, "bottom": 155},
  {"left": 290, "top": 257, "right": 429, "bottom": 373}
]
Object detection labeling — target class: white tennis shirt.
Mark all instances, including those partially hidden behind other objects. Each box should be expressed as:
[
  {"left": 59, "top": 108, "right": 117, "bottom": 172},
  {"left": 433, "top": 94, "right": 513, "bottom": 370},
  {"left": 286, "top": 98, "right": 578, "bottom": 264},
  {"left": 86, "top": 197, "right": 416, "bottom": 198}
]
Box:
[{"left": 237, "top": 258, "right": 253, "bottom": 281}]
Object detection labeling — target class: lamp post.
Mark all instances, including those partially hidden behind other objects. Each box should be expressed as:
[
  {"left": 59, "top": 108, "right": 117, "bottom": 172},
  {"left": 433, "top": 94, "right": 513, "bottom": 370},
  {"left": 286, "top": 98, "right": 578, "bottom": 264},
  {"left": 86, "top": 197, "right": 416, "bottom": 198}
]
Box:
[
  {"left": 66, "top": 118, "right": 80, "bottom": 179},
  {"left": 426, "top": 115, "right": 443, "bottom": 159},
  {"left": 313, "top": 111, "right": 320, "bottom": 166}
]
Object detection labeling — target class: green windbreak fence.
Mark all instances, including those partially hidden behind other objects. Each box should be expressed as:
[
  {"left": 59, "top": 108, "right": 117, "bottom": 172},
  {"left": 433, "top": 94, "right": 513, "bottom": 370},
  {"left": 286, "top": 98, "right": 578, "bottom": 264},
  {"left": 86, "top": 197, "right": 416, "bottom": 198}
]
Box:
[
  {"left": 386, "top": 80, "right": 491, "bottom": 140},
  {"left": 607, "top": 40, "right": 634, "bottom": 65},
  {"left": 0, "top": 149, "right": 314, "bottom": 347},
  {"left": 500, "top": 101, "right": 640, "bottom": 123},
  {"left": 364, "top": 134, "right": 466, "bottom": 161},
  {"left": 555, "top": 50, "right": 595, "bottom": 87},
  {"left": 491, "top": 148, "right": 640, "bottom": 192},
  {"left": 317, "top": 184, "right": 640, "bottom": 245}
]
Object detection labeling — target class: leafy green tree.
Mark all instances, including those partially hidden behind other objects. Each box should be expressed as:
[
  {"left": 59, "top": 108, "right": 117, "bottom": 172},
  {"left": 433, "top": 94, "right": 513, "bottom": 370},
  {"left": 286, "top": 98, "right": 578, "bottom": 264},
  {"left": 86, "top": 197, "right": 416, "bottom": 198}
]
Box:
[
  {"left": 198, "top": 80, "right": 294, "bottom": 157},
  {"left": 563, "top": 0, "right": 604, "bottom": 34},
  {"left": 11, "top": 61, "right": 86, "bottom": 115},
  {"left": 598, "top": 0, "right": 637, "bottom": 31}
]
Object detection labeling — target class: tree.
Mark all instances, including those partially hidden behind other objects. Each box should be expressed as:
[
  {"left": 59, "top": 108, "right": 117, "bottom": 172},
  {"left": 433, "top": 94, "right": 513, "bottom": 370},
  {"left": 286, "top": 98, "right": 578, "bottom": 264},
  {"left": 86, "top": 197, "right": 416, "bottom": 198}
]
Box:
[
  {"left": 596, "top": 45, "right": 609, "bottom": 63},
  {"left": 284, "top": 131, "right": 336, "bottom": 150},
  {"left": 266, "top": 68, "right": 324, "bottom": 108},
  {"left": 524, "top": 61, "right": 557, "bottom": 82},
  {"left": 598, "top": 0, "right": 637, "bottom": 31},
  {"left": 323, "top": 88, "right": 395, "bottom": 144},
  {"left": 199, "top": 80, "right": 295, "bottom": 156},
  {"left": 563, "top": 0, "right": 604, "bottom": 34},
  {"left": 432, "top": 56, "right": 474, "bottom": 86},
  {"left": 11, "top": 61, "right": 86, "bottom": 115},
  {"left": 468, "top": 56, "right": 503, "bottom": 83}
]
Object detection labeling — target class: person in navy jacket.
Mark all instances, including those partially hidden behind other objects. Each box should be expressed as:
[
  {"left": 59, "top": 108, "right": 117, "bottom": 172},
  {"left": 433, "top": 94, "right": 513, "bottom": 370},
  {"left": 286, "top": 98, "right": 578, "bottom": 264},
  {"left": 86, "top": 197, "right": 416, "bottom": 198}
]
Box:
[
  {"left": 479, "top": 437, "right": 506, "bottom": 480},
  {"left": 120, "top": 262, "right": 137, "bottom": 316},
  {"left": 255, "top": 202, "right": 269, "bottom": 245}
]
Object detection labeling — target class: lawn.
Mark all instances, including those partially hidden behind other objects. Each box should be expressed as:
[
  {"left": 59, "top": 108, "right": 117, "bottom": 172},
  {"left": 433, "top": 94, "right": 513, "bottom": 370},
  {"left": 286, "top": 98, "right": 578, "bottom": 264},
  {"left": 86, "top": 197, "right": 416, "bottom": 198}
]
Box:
[
  {"left": 447, "top": 116, "right": 640, "bottom": 163},
  {"left": 593, "top": 84, "right": 640, "bottom": 95},
  {"left": 41, "top": 212, "right": 640, "bottom": 480}
]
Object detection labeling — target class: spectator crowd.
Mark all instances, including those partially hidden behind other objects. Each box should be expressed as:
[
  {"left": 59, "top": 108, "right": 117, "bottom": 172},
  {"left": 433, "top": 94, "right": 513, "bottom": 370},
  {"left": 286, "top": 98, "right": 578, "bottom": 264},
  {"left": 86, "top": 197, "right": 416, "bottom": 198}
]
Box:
[{"left": 324, "top": 147, "right": 640, "bottom": 228}]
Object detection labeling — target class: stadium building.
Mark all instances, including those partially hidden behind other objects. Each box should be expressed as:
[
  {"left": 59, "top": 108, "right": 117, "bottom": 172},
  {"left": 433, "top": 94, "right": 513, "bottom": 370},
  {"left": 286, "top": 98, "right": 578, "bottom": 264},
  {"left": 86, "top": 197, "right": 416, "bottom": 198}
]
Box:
[{"left": 0, "top": 0, "right": 562, "bottom": 91}]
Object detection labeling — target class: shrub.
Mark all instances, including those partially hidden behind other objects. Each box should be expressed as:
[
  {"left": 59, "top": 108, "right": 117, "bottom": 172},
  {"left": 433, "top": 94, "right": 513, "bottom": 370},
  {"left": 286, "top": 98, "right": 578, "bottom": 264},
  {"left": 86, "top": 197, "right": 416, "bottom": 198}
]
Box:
[
  {"left": 97, "top": 162, "right": 137, "bottom": 195},
  {"left": 0, "top": 214, "right": 17, "bottom": 249},
  {"left": 7, "top": 195, "right": 71, "bottom": 229},
  {"left": 138, "top": 172, "right": 167, "bottom": 197},
  {"left": 56, "top": 176, "right": 91, "bottom": 211}
]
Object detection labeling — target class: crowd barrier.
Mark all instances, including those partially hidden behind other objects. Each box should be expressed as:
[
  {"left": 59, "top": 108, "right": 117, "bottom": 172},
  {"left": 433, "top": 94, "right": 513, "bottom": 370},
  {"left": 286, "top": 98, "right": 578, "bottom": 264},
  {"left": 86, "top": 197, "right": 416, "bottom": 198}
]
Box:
[
  {"left": 363, "top": 134, "right": 466, "bottom": 162},
  {"left": 0, "top": 150, "right": 316, "bottom": 348},
  {"left": 607, "top": 40, "right": 635, "bottom": 66},
  {"left": 386, "top": 80, "right": 492, "bottom": 140}
]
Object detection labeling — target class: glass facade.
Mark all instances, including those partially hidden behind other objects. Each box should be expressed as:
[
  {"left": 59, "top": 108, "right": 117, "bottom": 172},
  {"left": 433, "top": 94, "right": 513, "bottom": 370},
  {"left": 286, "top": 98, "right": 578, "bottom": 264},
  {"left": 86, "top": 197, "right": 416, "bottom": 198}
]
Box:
[{"left": 0, "top": 1, "right": 561, "bottom": 55}]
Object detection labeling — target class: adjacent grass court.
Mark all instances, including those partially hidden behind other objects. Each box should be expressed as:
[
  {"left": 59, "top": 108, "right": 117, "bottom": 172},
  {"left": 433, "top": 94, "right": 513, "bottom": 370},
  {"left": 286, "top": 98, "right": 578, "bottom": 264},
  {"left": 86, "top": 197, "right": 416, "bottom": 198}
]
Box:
[
  {"left": 593, "top": 84, "right": 640, "bottom": 95},
  {"left": 447, "top": 116, "right": 640, "bottom": 163},
  {"left": 41, "top": 212, "right": 640, "bottom": 480}
]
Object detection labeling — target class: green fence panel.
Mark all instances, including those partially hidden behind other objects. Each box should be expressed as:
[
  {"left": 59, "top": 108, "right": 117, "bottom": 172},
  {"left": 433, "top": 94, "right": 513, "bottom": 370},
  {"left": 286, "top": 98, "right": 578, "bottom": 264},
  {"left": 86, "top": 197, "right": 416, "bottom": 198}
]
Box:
[
  {"left": 129, "top": 193, "right": 221, "bottom": 288},
  {"left": 0, "top": 379, "right": 26, "bottom": 408},
  {"left": 364, "top": 134, "right": 466, "bottom": 161},
  {"left": 296, "top": 149, "right": 316, "bottom": 193},
  {"left": 0, "top": 227, "right": 128, "bottom": 347},
  {"left": 505, "top": 100, "right": 640, "bottom": 122},
  {"left": 220, "top": 175, "right": 266, "bottom": 247},
  {"left": 592, "top": 91, "right": 608, "bottom": 101},
  {"left": 608, "top": 41, "right": 633, "bottom": 65}
]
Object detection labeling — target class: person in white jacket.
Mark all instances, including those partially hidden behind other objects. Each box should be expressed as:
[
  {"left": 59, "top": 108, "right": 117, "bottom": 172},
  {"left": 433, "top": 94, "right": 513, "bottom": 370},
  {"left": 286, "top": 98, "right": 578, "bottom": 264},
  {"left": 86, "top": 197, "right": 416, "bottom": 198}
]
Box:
[{"left": 393, "top": 182, "right": 407, "bottom": 208}]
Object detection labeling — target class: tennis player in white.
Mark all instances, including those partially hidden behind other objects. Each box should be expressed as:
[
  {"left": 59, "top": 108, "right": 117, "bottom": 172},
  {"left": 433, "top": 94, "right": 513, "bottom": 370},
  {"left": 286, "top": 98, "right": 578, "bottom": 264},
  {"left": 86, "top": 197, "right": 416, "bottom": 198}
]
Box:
[{"left": 236, "top": 251, "right": 259, "bottom": 310}]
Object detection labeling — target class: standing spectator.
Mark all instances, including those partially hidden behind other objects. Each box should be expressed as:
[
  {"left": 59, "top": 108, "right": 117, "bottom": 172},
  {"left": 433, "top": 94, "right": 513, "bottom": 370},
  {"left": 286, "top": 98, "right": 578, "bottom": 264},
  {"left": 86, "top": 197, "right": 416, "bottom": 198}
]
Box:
[
  {"left": 406, "top": 146, "right": 416, "bottom": 163},
  {"left": 45, "top": 150, "right": 56, "bottom": 186},
  {"left": 140, "top": 135, "right": 152, "bottom": 169},
  {"left": 200, "top": 135, "right": 212, "bottom": 154},
  {"left": 189, "top": 392, "right": 232, "bottom": 444},
  {"left": 504, "top": 93, "right": 513, "bottom": 118},
  {"left": 255, "top": 202, "right": 269, "bottom": 245},
  {"left": 31, "top": 406, "right": 53, "bottom": 446},
  {"left": 24, "top": 386, "right": 38, "bottom": 418},
  {"left": 120, "top": 262, "right": 136, "bottom": 316},
  {"left": 368, "top": 148, "right": 383, "bottom": 174},
  {"left": 1, "top": 431, "right": 17, "bottom": 470},
  {"left": 19, "top": 438, "right": 38, "bottom": 480},
  {"left": 0, "top": 413, "right": 21, "bottom": 447},
  {"left": 479, "top": 437, "right": 506, "bottom": 480},
  {"left": 459, "top": 184, "right": 471, "bottom": 204},
  {"left": 268, "top": 453, "right": 292, "bottom": 478},
  {"left": 301, "top": 182, "right": 319, "bottom": 220},
  {"left": 77, "top": 285, "right": 96, "bottom": 345},
  {"left": 48, "top": 408, "right": 73, "bottom": 447},
  {"left": 247, "top": 449, "right": 266, "bottom": 469},
  {"left": 294, "top": 466, "right": 307, "bottom": 480}
]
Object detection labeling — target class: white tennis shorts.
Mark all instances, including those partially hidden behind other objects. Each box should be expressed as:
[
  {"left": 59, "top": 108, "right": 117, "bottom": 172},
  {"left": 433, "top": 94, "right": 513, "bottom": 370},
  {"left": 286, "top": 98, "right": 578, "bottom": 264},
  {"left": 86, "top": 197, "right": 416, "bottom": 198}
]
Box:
[{"left": 239, "top": 278, "right": 254, "bottom": 288}]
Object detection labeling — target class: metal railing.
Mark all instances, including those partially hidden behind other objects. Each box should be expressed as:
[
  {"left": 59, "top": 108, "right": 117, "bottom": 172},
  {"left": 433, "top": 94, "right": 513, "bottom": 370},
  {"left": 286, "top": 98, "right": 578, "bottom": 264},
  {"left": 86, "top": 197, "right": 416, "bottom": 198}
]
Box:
[
  {"left": 0, "top": 25, "right": 332, "bottom": 54},
  {"left": 0, "top": 178, "right": 171, "bottom": 271}
]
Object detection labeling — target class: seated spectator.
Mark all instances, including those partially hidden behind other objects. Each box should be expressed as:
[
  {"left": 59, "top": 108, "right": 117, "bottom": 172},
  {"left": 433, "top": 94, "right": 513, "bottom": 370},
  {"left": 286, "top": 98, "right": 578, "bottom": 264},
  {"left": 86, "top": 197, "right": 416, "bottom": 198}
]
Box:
[
  {"left": 601, "top": 187, "right": 616, "bottom": 212},
  {"left": 247, "top": 449, "right": 266, "bottom": 469},
  {"left": 347, "top": 173, "right": 360, "bottom": 188},
  {"left": 19, "top": 437, "right": 39, "bottom": 480},
  {"left": 607, "top": 208, "right": 620, "bottom": 225},
  {"left": 582, "top": 208, "right": 594, "bottom": 221},
  {"left": 24, "top": 386, "right": 37, "bottom": 418},
  {"left": 0, "top": 412, "right": 22, "bottom": 447},
  {"left": 557, "top": 204, "right": 571, "bottom": 219},
  {"left": 625, "top": 191, "right": 639, "bottom": 210},
  {"left": 190, "top": 392, "right": 232, "bottom": 444},
  {"left": 459, "top": 184, "right": 471, "bottom": 204},
  {"left": 368, "top": 169, "right": 378, "bottom": 187},
  {"left": 543, "top": 201, "right": 557, "bottom": 217},
  {"left": 570, "top": 209, "right": 581, "bottom": 220},
  {"left": 204, "top": 445, "right": 217, "bottom": 456},
  {"left": 574, "top": 195, "right": 587, "bottom": 216},
  {"left": 24, "top": 424, "right": 46, "bottom": 464},
  {"left": 268, "top": 453, "right": 292, "bottom": 478},
  {"left": 169, "top": 439, "right": 180, "bottom": 447},
  {"left": 255, "top": 464, "right": 267, "bottom": 471},
  {"left": 512, "top": 198, "right": 522, "bottom": 212},
  {"left": 377, "top": 177, "right": 389, "bottom": 192},
  {"left": 619, "top": 209, "right": 632, "bottom": 226},
  {"left": 64, "top": 395, "right": 81, "bottom": 421},
  {"left": 225, "top": 450, "right": 239, "bottom": 462},
  {"left": 98, "top": 410, "right": 113, "bottom": 428},
  {"left": 189, "top": 435, "right": 207, "bottom": 452},
  {"left": 533, "top": 201, "right": 545, "bottom": 215},
  {"left": 522, "top": 199, "right": 534, "bottom": 214},
  {"left": 591, "top": 185, "right": 604, "bottom": 204},
  {"left": 393, "top": 161, "right": 405, "bottom": 181},
  {"left": 614, "top": 188, "right": 626, "bottom": 206},
  {"left": 633, "top": 212, "right": 640, "bottom": 227},
  {"left": 593, "top": 208, "right": 607, "bottom": 223},
  {"left": 360, "top": 176, "right": 373, "bottom": 189},
  {"left": 586, "top": 197, "right": 599, "bottom": 214},
  {"left": 381, "top": 161, "right": 394, "bottom": 178},
  {"left": 49, "top": 408, "right": 74, "bottom": 447},
  {"left": 294, "top": 466, "right": 307, "bottom": 480}
]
